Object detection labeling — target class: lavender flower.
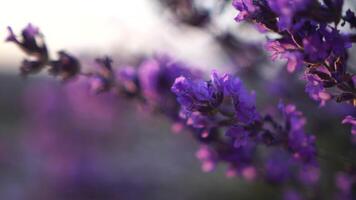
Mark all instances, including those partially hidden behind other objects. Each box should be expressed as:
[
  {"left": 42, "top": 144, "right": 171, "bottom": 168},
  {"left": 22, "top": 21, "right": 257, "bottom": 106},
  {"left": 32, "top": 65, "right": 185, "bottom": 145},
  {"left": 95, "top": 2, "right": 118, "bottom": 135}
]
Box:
[
  {"left": 265, "top": 39, "right": 302, "bottom": 73},
  {"left": 342, "top": 115, "right": 356, "bottom": 143},
  {"left": 267, "top": 0, "right": 311, "bottom": 30},
  {"left": 172, "top": 70, "right": 318, "bottom": 193},
  {"left": 6, "top": 25, "right": 82, "bottom": 80},
  {"left": 279, "top": 102, "right": 317, "bottom": 163},
  {"left": 344, "top": 9, "right": 356, "bottom": 28},
  {"left": 11, "top": 22, "right": 354, "bottom": 199},
  {"left": 224, "top": 73, "right": 259, "bottom": 124},
  {"left": 117, "top": 66, "right": 140, "bottom": 95},
  {"left": 226, "top": 125, "right": 249, "bottom": 148},
  {"left": 304, "top": 69, "right": 331, "bottom": 107},
  {"left": 232, "top": 0, "right": 258, "bottom": 22},
  {"left": 195, "top": 145, "right": 218, "bottom": 172},
  {"left": 171, "top": 72, "right": 224, "bottom": 114},
  {"left": 265, "top": 151, "right": 292, "bottom": 183},
  {"left": 334, "top": 171, "right": 356, "bottom": 200},
  {"left": 6, "top": 24, "right": 48, "bottom": 76},
  {"left": 49, "top": 51, "right": 81, "bottom": 81},
  {"left": 6, "top": 24, "right": 47, "bottom": 58},
  {"left": 233, "top": 1, "right": 356, "bottom": 148},
  {"left": 233, "top": 0, "right": 356, "bottom": 109},
  {"left": 87, "top": 57, "right": 115, "bottom": 93}
]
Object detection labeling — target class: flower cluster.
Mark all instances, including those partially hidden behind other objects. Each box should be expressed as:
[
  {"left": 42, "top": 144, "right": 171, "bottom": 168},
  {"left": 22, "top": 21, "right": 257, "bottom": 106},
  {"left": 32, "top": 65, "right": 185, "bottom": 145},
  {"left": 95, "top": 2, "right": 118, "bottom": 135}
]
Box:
[
  {"left": 232, "top": 0, "right": 356, "bottom": 140},
  {"left": 6, "top": 24, "right": 80, "bottom": 80},
  {"left": 334, "top": 170, "right": 356, "bottom": 200},
  {"left": 342, "top": 115, "right": 356, "bottom": 144},
  {"left": 172, "top": 71, "right": 319, "bottom": 198},
  {"left": 6, "top": 19, "right": 355, "bottom": 199}
]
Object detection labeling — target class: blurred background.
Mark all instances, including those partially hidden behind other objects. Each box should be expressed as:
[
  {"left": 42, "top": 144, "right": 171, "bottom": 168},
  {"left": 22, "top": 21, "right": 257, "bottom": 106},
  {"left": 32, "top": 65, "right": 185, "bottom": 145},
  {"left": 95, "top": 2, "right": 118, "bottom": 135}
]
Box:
[{"left": 0, "top": 0, "right": 355, "bottom": 199}]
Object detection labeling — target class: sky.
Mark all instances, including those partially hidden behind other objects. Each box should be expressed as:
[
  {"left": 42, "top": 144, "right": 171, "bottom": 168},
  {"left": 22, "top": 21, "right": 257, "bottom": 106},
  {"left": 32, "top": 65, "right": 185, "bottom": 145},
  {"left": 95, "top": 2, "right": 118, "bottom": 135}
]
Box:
[{"left": 0, "top": 0, "right": 242, "bottom": 73}]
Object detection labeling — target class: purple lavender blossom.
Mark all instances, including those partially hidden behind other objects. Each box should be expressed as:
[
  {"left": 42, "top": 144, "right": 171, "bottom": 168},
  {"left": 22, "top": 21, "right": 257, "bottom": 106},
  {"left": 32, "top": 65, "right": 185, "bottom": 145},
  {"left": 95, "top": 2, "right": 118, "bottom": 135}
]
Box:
[
  {"left": 279, "top": 102, "right": 317, "bottom": 163},
  {"left": 6, "top": 24, "right": 49, "bottom": 76},
  {"left": 232, "top": 0, "right": 258, "bottom": 22},
  {"left": 334, "top": 171, "right": 356, "bottom": 200},
  {"left": 6, "top": 24, "right": 47, "bottom": 57},
  {"left": 232, "top": 0, "right": 279, "bottom": 31},
  {"left": 7, "top": 23, "right": 332, "bottom": 199},
  {"left": 304, "top": 69, "right": 332, "bottom": 107},
  {"left": 302, "top": 30, "right": 330, "bottom": 63},
  {"left": 342, "top": 115, "right": 356, "bottom": 143},
  {"left": 265, "top": 152, "right": 291, "bottom": 183},
  {"left": 267, "top": 0, "right": 311, "bottom": 30},
  {"left": 49, "top": 51, "right": 81, "bottom": 81},
  {"left": 226, "top": 125, "right": 249, "bottom": 148},
  {"left": 224, "top": 74, "right": 259, "bottom": 124},
  {"left": 172, "top": 69, "right": 319, "bottom": 191},
  {"left": 232, "top": 0, "right": 356, "bottom": 111},
  {"left": 265, "top": 39, "right": 302, "bottom": 73},
  {"left": 88, "top": 57, "right": 115, "bottom": 93},
  {"left": 117, "top": 66, "right": 139, "bottom": 95},
  {"left": 171, "top": 72, "right": 223, "bottom": 114},
  {"left": 344, "top": 9, "right": 356, "bottom": 28},
  {"left": 298, "top": 164, "right": 320, "bottom": 185},
  {"left": 136, "top": 55, "right": 201, "bottom": 121},
  {"left": 196, "top": 145, "right": 218, "bottom": 172}
]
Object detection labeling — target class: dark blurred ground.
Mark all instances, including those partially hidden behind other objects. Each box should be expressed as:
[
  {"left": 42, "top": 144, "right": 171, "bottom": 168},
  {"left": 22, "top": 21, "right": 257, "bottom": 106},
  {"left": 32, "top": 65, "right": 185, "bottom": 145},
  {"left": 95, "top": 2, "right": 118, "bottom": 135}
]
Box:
[
  {"left": 0, "top": 73, "right": 285, "bottom": 200},
  {"left": 0, "top": 61, "right": 354, "bottom": 200}
]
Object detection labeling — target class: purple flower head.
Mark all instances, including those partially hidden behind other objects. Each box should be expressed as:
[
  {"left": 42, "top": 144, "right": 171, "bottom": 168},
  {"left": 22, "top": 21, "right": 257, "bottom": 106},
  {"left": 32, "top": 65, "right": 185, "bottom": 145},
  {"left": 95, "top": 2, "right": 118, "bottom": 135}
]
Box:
[
  {"left": 301, "top": 25, "right": 351, "bottom": 63},
  {"left": 335, "top": 172, "right": 353, "bottom": 193},
  {"left": 279, "top": 102, "right": 305, "bottom": 130},
  {"left": 267, "top": 0, "right": 311, "bottom": 30},
  {"left": 88, "top": 57, "right": 115, "bottom": 93},
  {"left": 265, "top": 152, "right": 292, "bottom": 183},
  {"left": 265, "top": 39, "right": 303, "bottom": 73},
  {"left": 173, "top": 70, "right": 259, "bottom": 127},
  {"left": 233, "top": 0, "right": 280, "bottom": 32},
  {"left": 181, "top": 110, "right": 212, "bottom": 129},
  {"left": 139, "top": 56, "right": 197, "bottom": 103},
  {"left": 320, "top": 26, "right": 352, "bottom": 57},
  {"left": 138, "top": 55, "right": 200, "bottom": 120},
  {"left": 226, "top": 125, "right": 249, "bottom": 148},
  {"left": 278, "top": 102, "right": 317, "bottom": 163},
  {"left": 22, "top": 23, "right": 40, "bottom": 40},
  {"left": 138, "top": 58, "right": 162, "bottom": 101},
  {"left": 232, "top": 0, "right": 258, "bottom": 21},
  {"left": 304, "top": 68, "right": 331, "bottom": 107},
  {"left": 220, "top": 142, "right": 256, "bottom": 174},
  {"left": 334, "top": 171, "right": 355, "bottom": 200},
  {"left": 302, "top": 31, "right": 329, "bottom": 63},
  {"left": 289, "top": 130, "right": 317, "bottom": 162},
  {"left": 171, "top": 72, "right": 224, "bottom": 114},
  {"left": 6, "top": 24, "right": 48, "bottom": 59},
  {"left": 49, "top": 51, "right": 81, "bottom": 81},
  {"left": 19, "top": 59, "right": 45, "bottom": 76},
  {"left": 342, "top": 115, "right": 356, "bottom": 143},
  {"left": 265, "top": 39, "right": 298, "bottom": 61},
  {"left": 344, "top": 9, "right": 356, "bottom": 28},
  {"left": 283, "top": 52, "right": 304, "bottom": 73},
  {"left": 298, "top": 164, "right": 320, "bottom": 185},
  {"left": 196, "top": 145, "right": 218, "bottom": 172},
  {"left": 224, "top": 74, "right": 260, "bottom": 124},
  {"left": 117, "top": 66, "right": 139, "bottom": 95},
  {"left": 5, "top": 26, "right": 17, "bottom": 42}
]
